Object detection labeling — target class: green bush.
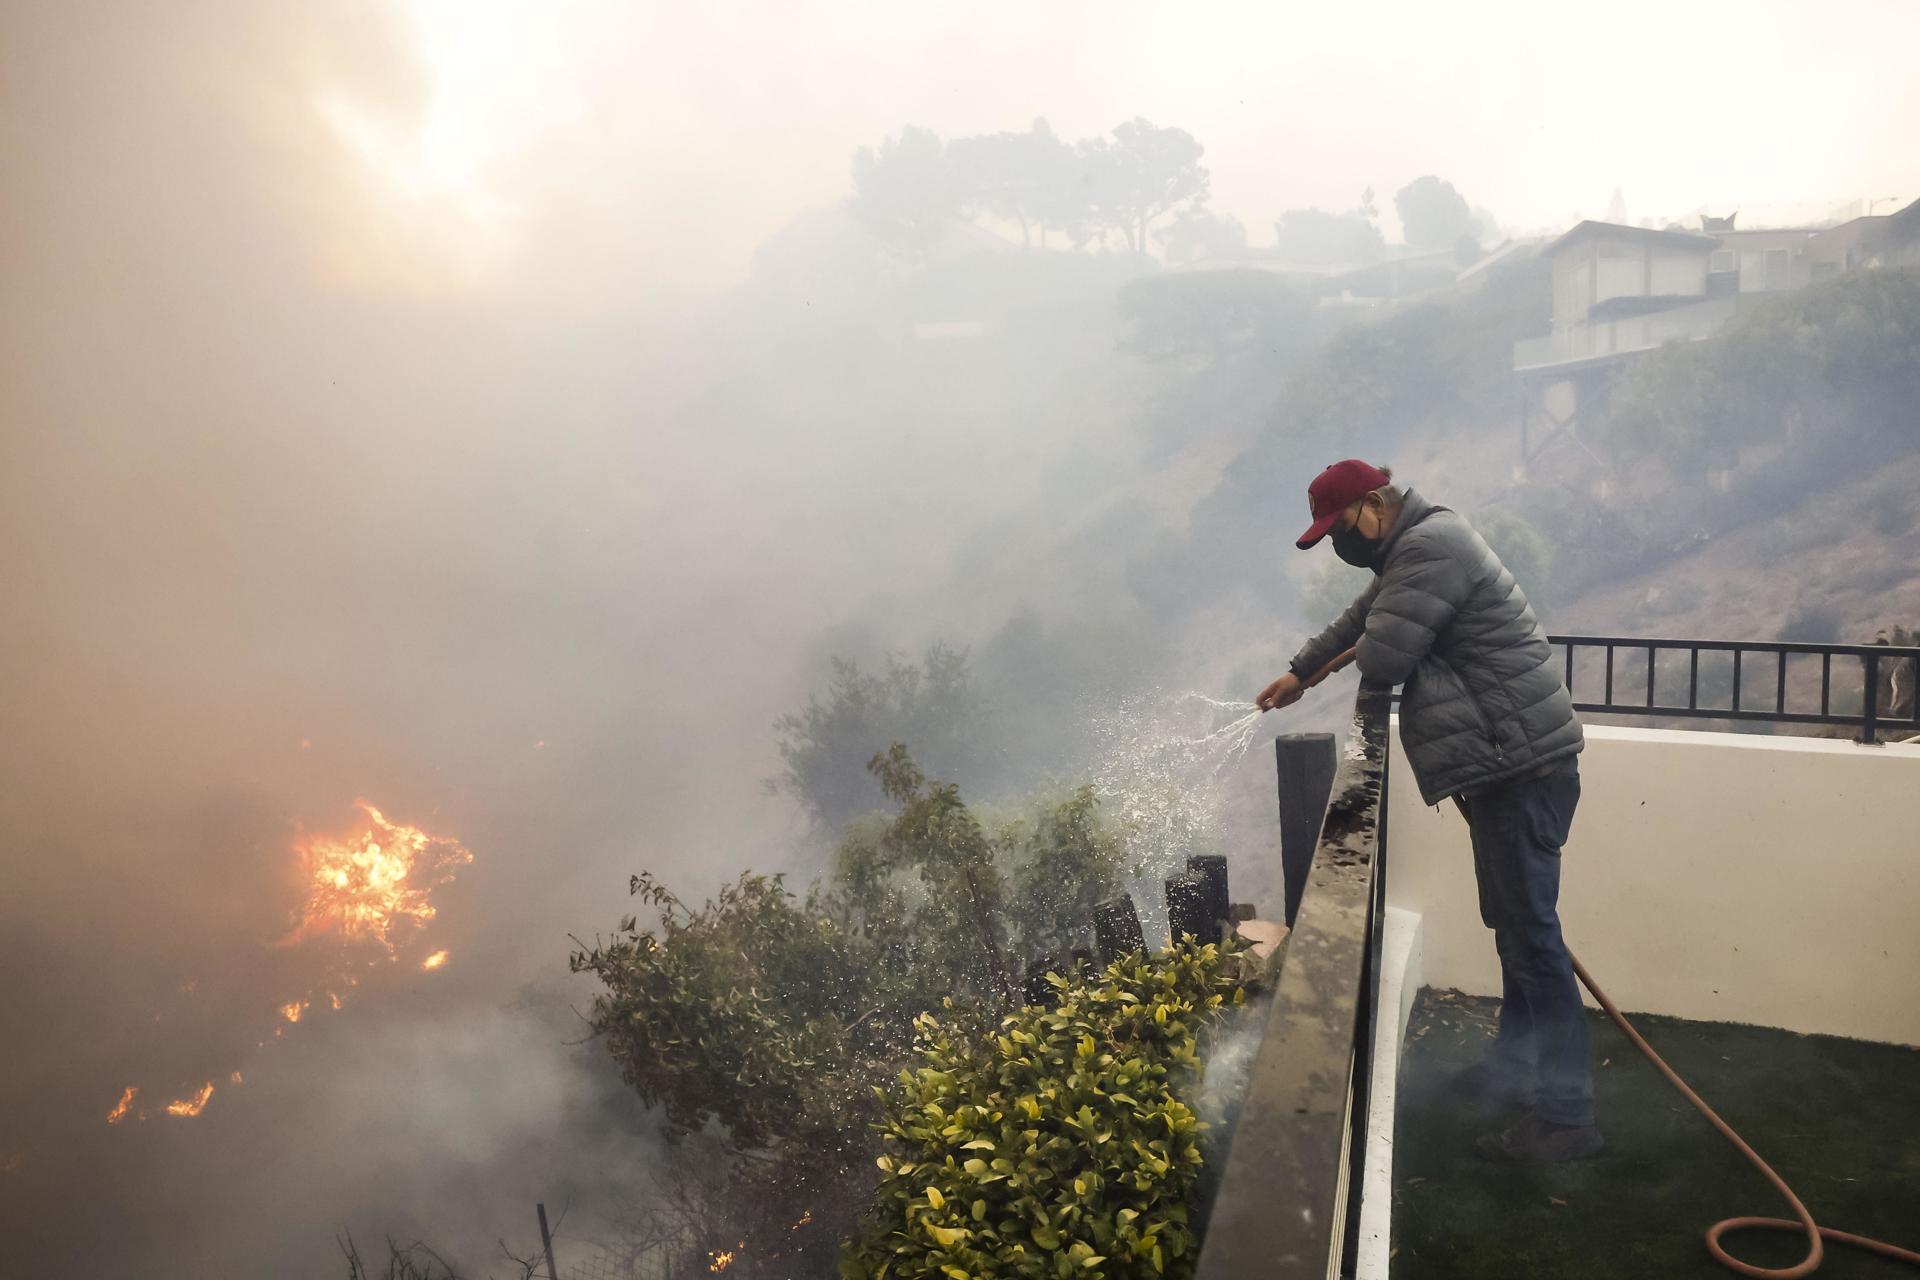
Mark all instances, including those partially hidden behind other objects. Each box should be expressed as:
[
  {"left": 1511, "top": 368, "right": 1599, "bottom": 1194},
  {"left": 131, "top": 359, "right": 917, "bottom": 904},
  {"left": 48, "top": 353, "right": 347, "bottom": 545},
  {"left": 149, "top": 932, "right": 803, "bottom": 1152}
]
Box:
[
  {"left": 574, "top": 748, "right": 1160, "bottom": 1278},
  {"left": 841, "top": 942, "right": 1247, "bottom": 1280}
]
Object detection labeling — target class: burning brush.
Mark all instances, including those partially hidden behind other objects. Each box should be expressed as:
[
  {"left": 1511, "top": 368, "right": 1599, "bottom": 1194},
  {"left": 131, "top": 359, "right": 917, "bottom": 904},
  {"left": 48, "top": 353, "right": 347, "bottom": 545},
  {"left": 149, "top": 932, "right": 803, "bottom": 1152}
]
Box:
[{"left": 104, "top": 800, "right": 471, "bottom": 1124}]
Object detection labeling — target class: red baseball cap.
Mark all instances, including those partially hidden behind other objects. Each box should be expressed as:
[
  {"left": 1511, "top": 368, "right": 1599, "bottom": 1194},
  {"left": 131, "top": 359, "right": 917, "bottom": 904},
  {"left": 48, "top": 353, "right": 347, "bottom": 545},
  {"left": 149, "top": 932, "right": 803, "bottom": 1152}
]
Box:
[{"left": 1296, "top": 459, "right": 1392, "bottom": 549}]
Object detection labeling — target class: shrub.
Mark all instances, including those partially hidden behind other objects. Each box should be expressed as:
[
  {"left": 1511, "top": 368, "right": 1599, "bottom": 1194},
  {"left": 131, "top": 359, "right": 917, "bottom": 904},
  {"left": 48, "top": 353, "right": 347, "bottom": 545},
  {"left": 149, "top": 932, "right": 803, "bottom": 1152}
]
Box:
[{"left": 841, "top": 942, "right": 1248, "bottom": 1280}]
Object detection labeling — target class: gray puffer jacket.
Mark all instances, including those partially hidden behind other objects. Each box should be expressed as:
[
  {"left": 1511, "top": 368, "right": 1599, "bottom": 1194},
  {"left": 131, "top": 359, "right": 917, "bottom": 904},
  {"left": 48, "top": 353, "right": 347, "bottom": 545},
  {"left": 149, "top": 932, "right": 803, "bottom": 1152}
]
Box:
[{"left": 1289, "top": 488, "right": 1582, "bottom": 805}]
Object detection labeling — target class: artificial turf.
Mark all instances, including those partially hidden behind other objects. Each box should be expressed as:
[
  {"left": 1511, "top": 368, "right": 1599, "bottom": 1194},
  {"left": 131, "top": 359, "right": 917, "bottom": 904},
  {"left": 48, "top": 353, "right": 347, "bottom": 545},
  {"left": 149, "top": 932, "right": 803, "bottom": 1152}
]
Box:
[{"left": 1388, "top": 988, "right": 1920, "bottom": 1279}]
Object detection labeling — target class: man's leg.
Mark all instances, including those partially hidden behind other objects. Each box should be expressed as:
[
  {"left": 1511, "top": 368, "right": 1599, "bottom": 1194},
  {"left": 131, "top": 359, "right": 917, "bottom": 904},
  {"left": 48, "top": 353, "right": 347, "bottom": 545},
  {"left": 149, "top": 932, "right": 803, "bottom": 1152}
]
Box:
[
  {"left": 1460, "top": 796, "right": 1536, "bottom": 1104},
  {"left": 1487, "top": 925, "right": 1539, "bottom": 1087},
  {"left": 1507, "top": 769, "right": 1593, "bottom": 1127},
  {"left": 1465, "top": 768, "right": 1599, "bottom": 1159}
]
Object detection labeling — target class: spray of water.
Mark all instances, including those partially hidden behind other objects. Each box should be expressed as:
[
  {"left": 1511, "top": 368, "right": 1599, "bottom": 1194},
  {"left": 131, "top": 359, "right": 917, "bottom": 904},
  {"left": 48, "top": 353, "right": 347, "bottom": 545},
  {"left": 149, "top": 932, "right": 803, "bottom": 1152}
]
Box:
[
  {"left": 1083, "top": 691, "right": 1274, "bottom": 937},
  {"left": 1175, "top": 696, "right": 1268, "bottom": 769}
]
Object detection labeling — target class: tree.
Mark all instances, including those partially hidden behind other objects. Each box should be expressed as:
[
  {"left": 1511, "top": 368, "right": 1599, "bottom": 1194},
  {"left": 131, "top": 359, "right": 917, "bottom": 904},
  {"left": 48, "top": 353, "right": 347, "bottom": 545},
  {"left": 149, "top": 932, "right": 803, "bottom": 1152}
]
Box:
[
  {"left": 851, "top": 126, "right": 963, "bottom": 260},
  {"left": 1153, "top": 207, "right": 1246, "bottom": 264},
  {"left": 1272, "top": 208, "right": 1386, "bottom": 264},
  {"left": 860, "top": 745, "right": 1018, "bottom": 1007},
  {"left": 948, "top": 119, "right": 1074, "bottom": 249},
  {"left": 1092, "top": 118, "right": 1211, "bottom": 261},
  {"left": 1394, "top": 175, "right": 1472, "bottom": 251},
  {"left": 773, "top": 644, "right": 995, "bottom": 834}
]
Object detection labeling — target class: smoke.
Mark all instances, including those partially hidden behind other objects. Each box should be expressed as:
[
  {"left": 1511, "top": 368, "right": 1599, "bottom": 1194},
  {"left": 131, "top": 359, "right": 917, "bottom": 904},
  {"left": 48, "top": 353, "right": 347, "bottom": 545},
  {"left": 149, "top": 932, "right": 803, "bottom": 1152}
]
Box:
[
  {"left": 6, "top": 3, "right": 1914, "bottom": 1275},
  {"left": 0, "top": 5, "right": 807, "bottom": 1274}
]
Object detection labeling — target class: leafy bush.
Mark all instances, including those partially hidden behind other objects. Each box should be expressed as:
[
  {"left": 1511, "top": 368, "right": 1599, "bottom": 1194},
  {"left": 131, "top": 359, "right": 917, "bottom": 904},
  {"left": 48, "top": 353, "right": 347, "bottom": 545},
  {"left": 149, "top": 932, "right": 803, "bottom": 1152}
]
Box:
[
  {"left": 841, "top": 942, "right": 1247, "bottom": 1280},
  {"left": 575, "top": 748, "right": 1154, "bottom": 1278},
  {"left": 570, "top": 871, "right": 889, "bottom": 1151}
]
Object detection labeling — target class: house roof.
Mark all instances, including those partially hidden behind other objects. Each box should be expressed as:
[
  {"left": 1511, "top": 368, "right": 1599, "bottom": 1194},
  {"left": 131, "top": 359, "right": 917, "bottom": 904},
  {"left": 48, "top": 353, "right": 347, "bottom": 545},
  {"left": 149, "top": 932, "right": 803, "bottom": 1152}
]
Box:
[
  {"left": 1543, "top": 220, "right": 1720, "bottom": 256},
  {"left": 1456, "top": 236, "right": 1546, "bottom": 281}
]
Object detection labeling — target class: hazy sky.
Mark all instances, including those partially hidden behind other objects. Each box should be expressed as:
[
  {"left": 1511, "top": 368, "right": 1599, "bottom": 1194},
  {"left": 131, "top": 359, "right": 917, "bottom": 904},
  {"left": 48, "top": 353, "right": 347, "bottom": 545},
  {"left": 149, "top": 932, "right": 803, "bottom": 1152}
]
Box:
[{"left": 256, "top": 0, "right": 1920, "bottom": 302}]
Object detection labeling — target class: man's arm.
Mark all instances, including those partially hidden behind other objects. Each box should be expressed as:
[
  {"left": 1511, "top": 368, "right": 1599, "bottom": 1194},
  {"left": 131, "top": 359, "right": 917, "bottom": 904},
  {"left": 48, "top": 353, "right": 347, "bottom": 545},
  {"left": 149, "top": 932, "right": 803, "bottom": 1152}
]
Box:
[
  {"left": 1289, "top": 578, "right": 1381, "bottom": 680},
  {"left": 1354, "top": 533, "right": 1470, "bottom": 685}
]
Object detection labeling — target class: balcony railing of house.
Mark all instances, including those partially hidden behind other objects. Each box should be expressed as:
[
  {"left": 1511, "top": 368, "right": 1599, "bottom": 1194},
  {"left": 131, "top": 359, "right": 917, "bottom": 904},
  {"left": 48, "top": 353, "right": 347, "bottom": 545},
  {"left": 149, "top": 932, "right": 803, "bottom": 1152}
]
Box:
[
  {"left": 1549, "top": 634, "right": 1920, "bottom": 744},
  {"left": 1512, "top": 296, "right": 1737, "bottom": 372},
  {"left": 1191, "top": 633, "right": 1919, "bottom": 1279}
]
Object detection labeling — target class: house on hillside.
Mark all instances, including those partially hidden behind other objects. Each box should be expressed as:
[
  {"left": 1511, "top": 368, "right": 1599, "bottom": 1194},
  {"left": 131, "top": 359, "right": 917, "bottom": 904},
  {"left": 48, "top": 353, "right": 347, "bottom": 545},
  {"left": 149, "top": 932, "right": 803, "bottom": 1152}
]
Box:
[{"left": 1512, "top": 202, "right": 1915, "bottom": 468}]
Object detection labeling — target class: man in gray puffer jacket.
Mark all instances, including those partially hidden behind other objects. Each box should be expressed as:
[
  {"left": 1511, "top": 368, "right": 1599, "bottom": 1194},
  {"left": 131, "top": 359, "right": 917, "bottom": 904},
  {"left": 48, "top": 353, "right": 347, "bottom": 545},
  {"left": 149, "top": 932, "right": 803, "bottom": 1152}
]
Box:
[{"left": 1256, "top": 459, "right": 1600, "bottom": 1163}]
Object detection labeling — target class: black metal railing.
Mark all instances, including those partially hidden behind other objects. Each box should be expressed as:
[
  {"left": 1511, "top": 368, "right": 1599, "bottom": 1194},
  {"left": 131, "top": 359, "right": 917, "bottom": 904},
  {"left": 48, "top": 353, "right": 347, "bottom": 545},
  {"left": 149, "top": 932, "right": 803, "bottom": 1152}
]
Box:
[
  {"left": 1547, "top": 634, "right": 1920, "bottom": 744},
  {"left": 1194, "top": 682, "right": 1392, "bottom": 1280}
]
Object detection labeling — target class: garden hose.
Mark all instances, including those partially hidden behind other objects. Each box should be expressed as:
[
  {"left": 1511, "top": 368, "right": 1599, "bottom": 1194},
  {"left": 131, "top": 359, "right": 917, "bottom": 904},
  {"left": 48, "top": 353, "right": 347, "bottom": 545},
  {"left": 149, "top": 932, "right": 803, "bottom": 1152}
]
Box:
[{"left": 1568, "top": 951, "right": 1920, "bottom": 1277}]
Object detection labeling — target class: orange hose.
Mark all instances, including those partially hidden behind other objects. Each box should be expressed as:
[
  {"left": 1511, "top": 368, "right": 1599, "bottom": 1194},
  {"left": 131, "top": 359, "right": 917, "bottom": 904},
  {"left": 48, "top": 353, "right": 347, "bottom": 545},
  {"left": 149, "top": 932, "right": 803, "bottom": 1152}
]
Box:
[{"left": 1568, "top": 951, "right": 1920, "bottom": 1276}]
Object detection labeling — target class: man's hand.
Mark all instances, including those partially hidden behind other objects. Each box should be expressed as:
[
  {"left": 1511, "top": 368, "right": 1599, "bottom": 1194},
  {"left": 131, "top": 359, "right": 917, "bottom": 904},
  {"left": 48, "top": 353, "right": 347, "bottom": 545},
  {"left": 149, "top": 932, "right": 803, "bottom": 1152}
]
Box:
[{"left": 1255, "top": 671, "right": 1304, "bottom": 712}]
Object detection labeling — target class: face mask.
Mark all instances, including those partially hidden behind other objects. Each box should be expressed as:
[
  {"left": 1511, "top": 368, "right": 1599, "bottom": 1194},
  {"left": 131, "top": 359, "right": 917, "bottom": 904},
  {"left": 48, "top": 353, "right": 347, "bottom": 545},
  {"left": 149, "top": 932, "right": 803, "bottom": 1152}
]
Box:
[{"left": 1330, "top": 516, "right": 1379, "bottom": 569}]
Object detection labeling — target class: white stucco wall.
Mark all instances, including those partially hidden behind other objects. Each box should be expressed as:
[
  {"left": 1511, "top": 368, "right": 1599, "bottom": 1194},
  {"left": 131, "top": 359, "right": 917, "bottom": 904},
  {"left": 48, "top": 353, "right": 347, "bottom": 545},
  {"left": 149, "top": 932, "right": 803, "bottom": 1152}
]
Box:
[{"left": 1385, "top": 720, "right": 1920, "bottom": 1046}]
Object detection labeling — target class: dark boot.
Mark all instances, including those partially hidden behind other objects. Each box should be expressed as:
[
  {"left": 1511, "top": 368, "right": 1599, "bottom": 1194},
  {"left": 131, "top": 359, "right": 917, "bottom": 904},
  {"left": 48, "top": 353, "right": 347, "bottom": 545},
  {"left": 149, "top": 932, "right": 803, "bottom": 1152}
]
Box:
[
  {"left": 1474, "top": 1110, "right": 1604, "bottom": 1164},
  {"left": 1451, "top": 1060, "right": 1535, "bottom": 1114}
]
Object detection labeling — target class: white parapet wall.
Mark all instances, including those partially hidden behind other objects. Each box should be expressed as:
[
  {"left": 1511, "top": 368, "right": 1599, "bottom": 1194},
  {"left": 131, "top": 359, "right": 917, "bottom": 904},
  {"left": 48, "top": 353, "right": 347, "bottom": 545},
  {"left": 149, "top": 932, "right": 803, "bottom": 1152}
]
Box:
[
  {"left": 1354, "top": 906, "right": 1422, "bottom": 1280},
  {"left": 1385, "top": 718, "right": 1920, "bottom": 1047}
]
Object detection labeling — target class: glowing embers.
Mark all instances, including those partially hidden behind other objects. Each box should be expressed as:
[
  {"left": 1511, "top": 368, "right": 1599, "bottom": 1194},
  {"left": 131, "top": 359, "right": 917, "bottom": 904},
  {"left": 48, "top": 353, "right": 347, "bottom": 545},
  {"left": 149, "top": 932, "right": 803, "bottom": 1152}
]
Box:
[
  {"left": 103, "top": 800, "right": 471, "bottom": 1126},
  {"left": 281, "top": 801, "right": 472, "bottom": 953}
]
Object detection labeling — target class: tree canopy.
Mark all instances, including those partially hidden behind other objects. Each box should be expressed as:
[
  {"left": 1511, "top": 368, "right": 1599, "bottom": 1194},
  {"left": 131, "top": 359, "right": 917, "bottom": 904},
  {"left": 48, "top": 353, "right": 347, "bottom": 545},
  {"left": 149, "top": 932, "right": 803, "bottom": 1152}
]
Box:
[
  {"left": 851, "top": 126, "right": 964, "bottom": 261},
  {"left": 851, "top": 119, "right": 1211, "bottom": 261},
  {"left": 1394, "top": 175, "right": 1473, "bottom": 251}
]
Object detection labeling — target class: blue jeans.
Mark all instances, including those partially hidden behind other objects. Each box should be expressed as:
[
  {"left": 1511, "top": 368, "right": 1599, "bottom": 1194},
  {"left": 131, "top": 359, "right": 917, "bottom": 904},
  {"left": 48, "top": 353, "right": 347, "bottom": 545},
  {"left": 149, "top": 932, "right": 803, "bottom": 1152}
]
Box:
[{"left": 1455, "top": 763, "right": 1594, "bottom": 1127}]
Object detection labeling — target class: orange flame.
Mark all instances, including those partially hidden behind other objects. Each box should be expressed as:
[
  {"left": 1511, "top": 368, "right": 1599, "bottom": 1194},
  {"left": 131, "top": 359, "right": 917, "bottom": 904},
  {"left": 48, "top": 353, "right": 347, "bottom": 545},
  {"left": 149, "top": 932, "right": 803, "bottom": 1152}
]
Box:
[
  {"left": 708, "top": 1251, "right": 735, "bottom": 1273},
  {"left": 280, "top": 801, "right": 471, "bottom": 953},
  {"left": 106, "top": 802, "right": 470, "bottom": 1129}
]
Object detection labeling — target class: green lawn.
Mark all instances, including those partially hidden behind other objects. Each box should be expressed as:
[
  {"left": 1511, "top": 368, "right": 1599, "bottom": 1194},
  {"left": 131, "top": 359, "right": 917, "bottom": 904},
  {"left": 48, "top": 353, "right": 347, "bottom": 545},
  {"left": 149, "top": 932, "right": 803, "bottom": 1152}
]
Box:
[{"left": 1388, "top": 988, "right": 1920, "bottom": 1279}]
